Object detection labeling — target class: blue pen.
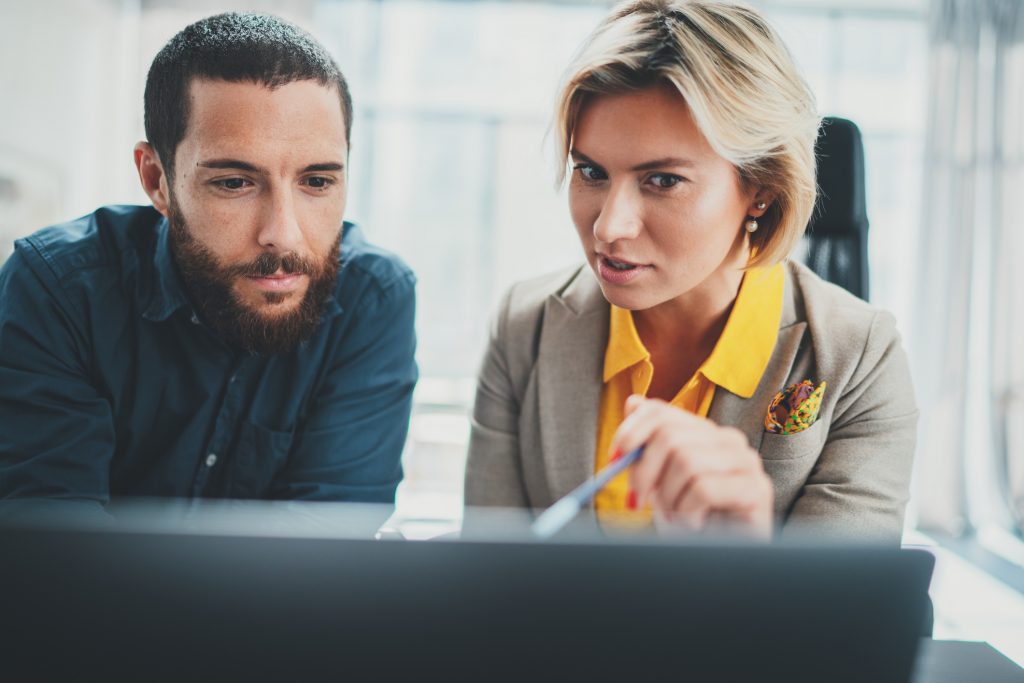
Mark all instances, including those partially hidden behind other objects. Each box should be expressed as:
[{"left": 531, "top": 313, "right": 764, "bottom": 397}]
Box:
[{"left": 531, "top": 446, "right": 644, "bottom": 539}]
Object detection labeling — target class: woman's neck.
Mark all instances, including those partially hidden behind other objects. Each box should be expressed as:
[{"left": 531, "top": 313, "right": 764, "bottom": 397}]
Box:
[{"left": 632, "top": 254, "right": 748, "bottom": 360}]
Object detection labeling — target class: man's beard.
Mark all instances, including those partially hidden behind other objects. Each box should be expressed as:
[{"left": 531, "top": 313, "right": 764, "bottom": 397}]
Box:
[{"left": 166, "top": 201, "right": 342, "bottom": 356}]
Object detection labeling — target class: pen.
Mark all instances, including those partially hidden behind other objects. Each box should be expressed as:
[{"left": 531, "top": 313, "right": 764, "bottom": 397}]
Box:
[{"left": 531, "top": 446, "right": 644, "bottom": 539}]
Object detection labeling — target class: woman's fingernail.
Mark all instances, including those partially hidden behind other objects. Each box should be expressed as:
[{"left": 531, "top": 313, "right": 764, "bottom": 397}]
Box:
[
  {"left": 610, "top": 448, "right": 622, "bottom": 462},
  {"left": 627, "top": 490, "right": 637, "bottom": 510}
]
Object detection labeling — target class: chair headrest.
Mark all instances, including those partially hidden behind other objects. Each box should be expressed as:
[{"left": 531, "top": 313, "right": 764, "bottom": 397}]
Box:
[{"left": 809, "top": 116, "right": 867, "bottom": 237}]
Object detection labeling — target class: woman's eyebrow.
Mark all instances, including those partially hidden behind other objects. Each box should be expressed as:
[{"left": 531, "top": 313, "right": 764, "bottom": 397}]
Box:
[
  {"left": 569, "top": 150, "right": 696, "bottom": 172},
  {"left": 630, "top": 157, "right": 696, "bottom": 172},
  {"left": 569, "top": 149, "right": 599, "bottom": 164}
]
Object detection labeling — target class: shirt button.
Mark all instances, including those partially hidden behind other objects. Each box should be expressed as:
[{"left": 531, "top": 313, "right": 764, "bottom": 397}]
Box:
[
  {"left": 205, "top": 453, "right": 218, "bottom": 467},
  {"left": 190, "top": 313, "right": 200, "bottom": 325}
]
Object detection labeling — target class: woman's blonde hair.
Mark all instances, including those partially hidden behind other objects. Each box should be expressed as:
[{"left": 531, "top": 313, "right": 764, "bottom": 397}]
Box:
[{"left": 554, "top": 0, "right": 820, "bottom": 266}]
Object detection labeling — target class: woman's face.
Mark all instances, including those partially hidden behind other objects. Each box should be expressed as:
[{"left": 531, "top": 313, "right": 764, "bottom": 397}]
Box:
[{"left": 569, "top": 83, "right": 763, "bottom": 313}]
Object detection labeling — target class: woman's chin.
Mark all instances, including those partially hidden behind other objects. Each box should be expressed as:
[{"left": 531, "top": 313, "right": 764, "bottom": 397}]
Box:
[{"left": 597, "top": 283, "right": 654, "bottom": 311}]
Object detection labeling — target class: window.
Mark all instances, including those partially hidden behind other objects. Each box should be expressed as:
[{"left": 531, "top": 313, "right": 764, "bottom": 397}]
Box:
[{"left": 311, "top": 0, "right": 931, "bottom": 523}]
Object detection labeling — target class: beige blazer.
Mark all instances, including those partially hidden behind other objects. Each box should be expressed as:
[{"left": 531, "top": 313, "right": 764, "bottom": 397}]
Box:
[{"left": 465, "top": 260, "right": 918, "bottom": 543}]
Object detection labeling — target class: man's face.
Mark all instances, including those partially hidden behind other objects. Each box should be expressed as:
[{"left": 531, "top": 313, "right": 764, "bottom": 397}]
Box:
[{"left": 165, "top": 78, "right": 348, "bottom": 354}]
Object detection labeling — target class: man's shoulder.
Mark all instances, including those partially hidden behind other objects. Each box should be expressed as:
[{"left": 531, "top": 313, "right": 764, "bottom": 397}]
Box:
[
  {"left": 14, "top": 205, "right": 161, "bottom": 283},
  {"left": 336, "top": 223, "right": 416, "bottom": 299}
]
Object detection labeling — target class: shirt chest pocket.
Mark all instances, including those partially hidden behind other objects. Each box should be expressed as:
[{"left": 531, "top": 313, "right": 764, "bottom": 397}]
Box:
[{"left": 228, "top": 421, "right": 295, "bottom": 498}]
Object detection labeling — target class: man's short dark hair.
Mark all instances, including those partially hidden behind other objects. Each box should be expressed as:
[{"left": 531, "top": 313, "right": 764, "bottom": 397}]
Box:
[{"left": 144, "top": 12, "right": 353, "bottom": 178}]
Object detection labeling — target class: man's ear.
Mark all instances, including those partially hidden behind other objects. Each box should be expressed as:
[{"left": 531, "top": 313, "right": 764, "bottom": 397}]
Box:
[{"left": 134, "top": 142, "right": 171, "bottom": 217}]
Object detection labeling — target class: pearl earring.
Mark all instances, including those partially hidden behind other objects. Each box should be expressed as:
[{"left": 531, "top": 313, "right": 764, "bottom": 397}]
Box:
[
  {"left": 756, "top": 201, "right": 767, "bottom": 210},
  {"left": 745, "top": 219, "right": 759, "bottom": 233}
]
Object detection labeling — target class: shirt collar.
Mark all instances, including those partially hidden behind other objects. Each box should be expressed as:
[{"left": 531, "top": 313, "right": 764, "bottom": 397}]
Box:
[
  {"left": 142, "top": 216, "right": 191, "bottom": 322},
  {"left": 700, "top": 263, "right": 785, "bottom": 398},
  {"left": 601, "top": 262, "right": 785, "bottom": 398},
  {"left": 603, "top": 304, "right": 650, "bottom": 382}
]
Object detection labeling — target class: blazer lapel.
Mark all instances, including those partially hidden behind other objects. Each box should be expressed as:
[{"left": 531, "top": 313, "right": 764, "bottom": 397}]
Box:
[
  {"left": 708, "top": 264, "right": 807, "bottom": 451},
  {"left": 534, "top": 269, "right": 609, "bottom": 501},
  {"left": 707, "top": 322, "right": 807, "bottom": 452}
]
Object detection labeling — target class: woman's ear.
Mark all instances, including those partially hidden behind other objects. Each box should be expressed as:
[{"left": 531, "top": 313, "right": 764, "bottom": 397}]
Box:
[
  {"left": 133, "top": 142, "right": 171, "bottom": 217},
  {"left": 749, "top": 191, "right": 776, "bottom": 218}
]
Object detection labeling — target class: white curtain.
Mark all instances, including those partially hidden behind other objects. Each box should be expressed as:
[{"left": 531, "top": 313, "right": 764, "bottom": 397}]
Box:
[{"left": 914, "top": 0, "right": 1024, "bottom": 535}]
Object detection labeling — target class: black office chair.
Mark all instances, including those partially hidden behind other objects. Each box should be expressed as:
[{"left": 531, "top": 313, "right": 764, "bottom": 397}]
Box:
[
  {"left": 804, "top": 116, "right": 870, "bottom": 301},
  {"left": 806, "top": 119, "right": 936, "bottom": 637}
]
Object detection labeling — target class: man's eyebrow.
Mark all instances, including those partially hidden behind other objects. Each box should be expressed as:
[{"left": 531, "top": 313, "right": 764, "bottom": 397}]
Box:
[
  {"left": 198, "top": 159, "right": 264, "bottom": 173},
  {"left": 196, "top": 160, "right": 345, "bottom": 173},
  {"left": 302, "top": 162, "right": 345, "bottom": 173}
]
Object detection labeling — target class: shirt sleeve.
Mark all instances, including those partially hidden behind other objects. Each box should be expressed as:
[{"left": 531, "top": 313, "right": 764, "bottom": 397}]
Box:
[
  {"left": 781, "top": 311, "right": 918, "bottom": 543},
  {"left": 0, "top": 246, "right": 115, "bottom": 511},
  {"left": 268, "top": 271, "right": 418, "bottom": 503}
]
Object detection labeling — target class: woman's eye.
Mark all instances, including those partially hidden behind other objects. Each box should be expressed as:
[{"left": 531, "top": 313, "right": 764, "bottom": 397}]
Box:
[
  {"left": 574, "top": 164, "right": 607, "bottom": 182},
  {"left": 648, "top": 173, "right": 683, "bottom": 189}
]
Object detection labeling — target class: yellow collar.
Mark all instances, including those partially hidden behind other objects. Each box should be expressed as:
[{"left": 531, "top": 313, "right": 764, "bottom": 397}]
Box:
[
  {"left": 603, "top": 304, "right": 650, "bottom": 382},
  {"left": 602, "top": 263, "right": 785, "bottom": 398}
]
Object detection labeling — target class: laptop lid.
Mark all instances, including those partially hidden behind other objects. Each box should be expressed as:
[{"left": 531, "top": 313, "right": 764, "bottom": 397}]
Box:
[{"left": 0, "top": 515, "right": 933, "bottom": 682}]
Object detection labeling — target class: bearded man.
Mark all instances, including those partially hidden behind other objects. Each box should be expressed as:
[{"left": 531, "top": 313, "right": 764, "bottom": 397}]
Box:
[{"left": 0, "top": 13, "right": 417, "bottom": 511}]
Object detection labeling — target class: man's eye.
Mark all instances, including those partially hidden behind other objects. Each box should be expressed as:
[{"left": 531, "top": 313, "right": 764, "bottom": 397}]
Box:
[
  {"left": 305, "top": 176, "right": 334, "bottom": 189},
  {"left": 648, "top": 173, "right": 683, "bottom": 189},
  {"left": 214, "top": 178, "right": 248, "bottom": 191},
  {"left": 574, "top": 163, "right": 607, "bottom": 181}
]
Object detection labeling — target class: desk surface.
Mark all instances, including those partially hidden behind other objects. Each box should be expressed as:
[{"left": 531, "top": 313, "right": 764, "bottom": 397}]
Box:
[{"left": 914, "top": 641, "right": 1024, "bottom": 682}]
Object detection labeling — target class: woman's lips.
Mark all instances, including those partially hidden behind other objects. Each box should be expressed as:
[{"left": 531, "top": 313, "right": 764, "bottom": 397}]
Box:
[
  {"left": 596, "top": 255, "right": 649, "bottom": 285},
  {"left": 246, "top": 272, "right": 305, "bottom": 292}
]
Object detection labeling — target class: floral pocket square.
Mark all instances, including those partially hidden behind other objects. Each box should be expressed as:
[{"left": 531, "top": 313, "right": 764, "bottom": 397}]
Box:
[{"left": 764, "top": 380, "right": 826, "bottom": 435}]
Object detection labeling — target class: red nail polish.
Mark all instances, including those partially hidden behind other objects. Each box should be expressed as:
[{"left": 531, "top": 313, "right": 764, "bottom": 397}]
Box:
[
  {"left": 627, "top": 490, "right": 637, "bottom": 510},
  {"left": 610, "top": 448, "right": 622, "bottom": 462}
]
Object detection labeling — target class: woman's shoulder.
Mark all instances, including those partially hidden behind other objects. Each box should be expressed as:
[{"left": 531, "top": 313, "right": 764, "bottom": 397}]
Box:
[
  {"left": 487, "top": 264, "right": 603, "bottom": 370},
  {"left": 783, "top": 259, "right": 902, "bottom": 362},
  {"left": 496, "top": 263, "right": 597, "bottom": 327}
]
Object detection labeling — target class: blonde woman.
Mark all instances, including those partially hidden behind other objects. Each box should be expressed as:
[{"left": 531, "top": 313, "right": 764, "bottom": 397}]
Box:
[{"left": 465, "top": 0, "right": 917, "bottom": 542}]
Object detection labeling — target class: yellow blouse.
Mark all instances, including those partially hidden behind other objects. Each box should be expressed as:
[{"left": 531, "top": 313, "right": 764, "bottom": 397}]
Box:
[{"left": 594, "top": 264, "right": 786, "bottom": 519}]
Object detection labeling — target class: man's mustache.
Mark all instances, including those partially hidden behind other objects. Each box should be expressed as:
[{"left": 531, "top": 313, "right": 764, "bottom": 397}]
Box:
[{"left": 225, "top": 251, "right": 317, "bottom": 278}]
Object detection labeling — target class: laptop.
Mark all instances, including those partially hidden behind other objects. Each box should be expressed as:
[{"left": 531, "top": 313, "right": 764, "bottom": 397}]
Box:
[{"left": 0, "top": 503, "right": 934, "bottom": 682}]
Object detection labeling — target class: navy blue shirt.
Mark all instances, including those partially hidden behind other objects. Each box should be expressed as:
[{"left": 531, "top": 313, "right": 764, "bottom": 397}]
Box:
[{"left": 0, "top": 205, "right": 417, "bottom": 507}]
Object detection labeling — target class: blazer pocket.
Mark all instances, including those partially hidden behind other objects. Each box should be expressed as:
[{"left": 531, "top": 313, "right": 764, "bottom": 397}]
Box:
[
  {"left": 758, "top": 420, "right": 826, "bottom": 461},
  {"left": 229, "top": 421, "right": 295, "bottom": 498}
]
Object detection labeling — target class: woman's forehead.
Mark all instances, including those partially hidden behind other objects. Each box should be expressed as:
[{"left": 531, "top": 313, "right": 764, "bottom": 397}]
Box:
[{"left": 572, "top": 85, "right": 719, "bottom": 168}]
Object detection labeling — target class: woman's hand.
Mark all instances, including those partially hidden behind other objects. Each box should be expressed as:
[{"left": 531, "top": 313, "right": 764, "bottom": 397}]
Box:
[{"left": 610, "top": 394, "right": 774, "bottom": 539}]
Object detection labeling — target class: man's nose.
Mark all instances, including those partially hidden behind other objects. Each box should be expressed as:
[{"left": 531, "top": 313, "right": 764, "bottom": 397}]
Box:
[
  {"left": 256, "top": 186, "right": 303, "bottom": 254},
  {"left": 592, "top": 182, "right": 643, "bottom": 244}
]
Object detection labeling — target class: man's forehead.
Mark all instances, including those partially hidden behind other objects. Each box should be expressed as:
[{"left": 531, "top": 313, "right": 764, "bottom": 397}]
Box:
[
  {"left": 185, "top": 77, "right": 345, "bottom": 121},
  {"left": 186, "top": 75, "right": 341, "bottom": 99},
  {"left": 179, "top": 77, "right": 347, "bottom": 160}
]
